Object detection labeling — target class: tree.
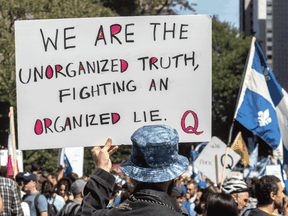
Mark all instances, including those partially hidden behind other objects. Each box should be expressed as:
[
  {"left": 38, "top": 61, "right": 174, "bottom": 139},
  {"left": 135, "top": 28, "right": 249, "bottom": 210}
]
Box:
[
  {"left": 99, "top": 0, "right": 196, "bottom": 16},
  {"left": 211, "top": 16, "right": 252, "bottom": 143}
]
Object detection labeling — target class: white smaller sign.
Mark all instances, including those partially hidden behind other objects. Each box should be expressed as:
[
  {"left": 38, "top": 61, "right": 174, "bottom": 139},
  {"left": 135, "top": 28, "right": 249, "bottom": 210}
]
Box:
[
  {"left": 226, "top": 171, "right": 243, "bottom": 180},
  {"left": 0, "top": 150, "right": 24, "bottom": 172},
  {"left": 264, "top": 164, "right": 285, "bottom": 186},
  {"left": 194, "top": 136, "right": 241, "bottom": 184},
  {"left": 58, "top": 147, "right": 84, "bottom": 177}
]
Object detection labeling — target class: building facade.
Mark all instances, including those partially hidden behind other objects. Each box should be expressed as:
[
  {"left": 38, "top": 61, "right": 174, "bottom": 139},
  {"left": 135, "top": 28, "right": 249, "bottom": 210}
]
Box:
[{"left": 240, "top": 0, "right": 288, "bottom": 91}]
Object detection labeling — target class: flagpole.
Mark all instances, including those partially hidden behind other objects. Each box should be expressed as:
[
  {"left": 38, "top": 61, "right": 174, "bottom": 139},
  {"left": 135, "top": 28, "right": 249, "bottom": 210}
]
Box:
[
  {"left": 221, "top": 37, "right": 256, "bottom": 189},
  {"left": 9, "top": 107, "right": 17, "bottom": 178},
  {"left": 191, "top": 146, "right": 194, "bottom": 179}
]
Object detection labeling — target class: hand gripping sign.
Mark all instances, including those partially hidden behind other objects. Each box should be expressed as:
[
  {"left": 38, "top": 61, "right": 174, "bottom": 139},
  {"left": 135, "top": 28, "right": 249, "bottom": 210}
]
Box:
[{"left": 15, "top": 15, "right": 211, "bottom": 150}]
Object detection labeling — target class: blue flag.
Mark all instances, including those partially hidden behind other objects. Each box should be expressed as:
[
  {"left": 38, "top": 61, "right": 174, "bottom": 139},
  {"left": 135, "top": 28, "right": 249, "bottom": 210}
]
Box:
[
  {"left": 235, "top": 38, "right": 288, "bottom": 151},
  {"left": 64, "top": 154, "right": 73, "bottom": 176},
  {"left": 191, "top": 142, "right": 207, "bottom": 162},
  {"left": 249, "top": 145, "right": 258, "bottom": 168},
  {"left": 257, "top": 156, "right": 272, "bottom": 177}
]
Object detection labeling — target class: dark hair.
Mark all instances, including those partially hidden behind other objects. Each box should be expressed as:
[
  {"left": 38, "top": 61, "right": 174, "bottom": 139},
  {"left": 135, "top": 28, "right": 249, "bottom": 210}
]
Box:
[
  {"left": 206, "top": 193, "right": 238, "bottom": 216},
  {"left": 31, "top": 163, "right": 39, "bottom": 172},
  {"left": 195, "top": 186, "right": 218, "bottom": 214},
  {"left": 57, "top": 177, "right": 72, "bottom": 196},
  {"left": 122, "top": 183, "right": 134, "bottom": 191},
  {"left": 49, "top": 173, "right": 57, "bottom": 180},
  {"left": 0, "top": 166, "right": 7, "bottom": 177},
  {"left": 256, "top": 175, "right": 280, "bottom": 206},
  {"left": 66, "top": 172, "right": 79, "bottom": 183},
  {"left": 41, "top": 180, "right": 54, "bottom": 199}
]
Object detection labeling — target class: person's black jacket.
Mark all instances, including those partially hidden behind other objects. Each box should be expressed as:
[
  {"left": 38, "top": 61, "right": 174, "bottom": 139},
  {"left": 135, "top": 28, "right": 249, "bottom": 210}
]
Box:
[{"left": 79, "top": 168, "right": 187, "bottom": 216}]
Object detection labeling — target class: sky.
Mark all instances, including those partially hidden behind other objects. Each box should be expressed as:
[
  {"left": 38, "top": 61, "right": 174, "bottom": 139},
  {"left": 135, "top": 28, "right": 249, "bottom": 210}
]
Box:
[{"left": 176, "top": 0, "right": 240, "bottom": 29}]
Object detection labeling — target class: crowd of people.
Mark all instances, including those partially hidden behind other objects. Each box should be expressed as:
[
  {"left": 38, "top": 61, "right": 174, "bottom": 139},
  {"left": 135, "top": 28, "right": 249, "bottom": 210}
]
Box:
[{"left": 0, "top": 124, "right": 287, "bottom": 216}]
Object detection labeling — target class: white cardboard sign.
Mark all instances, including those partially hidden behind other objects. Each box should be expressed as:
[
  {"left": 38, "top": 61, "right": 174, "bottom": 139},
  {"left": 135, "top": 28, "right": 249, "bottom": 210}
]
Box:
[
  {"left": 15, "top": 15, "right": 211, "bottom": 150},
  {"left": 194, "top": 136, "right": 241, "bottom": 184},
  {"left": 64, "top": 147, "right": 84, "bottom": 178},
  {"left": 264, "top": 164, "right": 285, "bottom": 185}
]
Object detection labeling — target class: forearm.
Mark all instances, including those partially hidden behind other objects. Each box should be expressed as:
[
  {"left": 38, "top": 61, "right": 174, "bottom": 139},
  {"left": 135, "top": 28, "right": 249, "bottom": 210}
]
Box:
[{"left": 80, "top": 168, "right": 115, "bottom": 216}]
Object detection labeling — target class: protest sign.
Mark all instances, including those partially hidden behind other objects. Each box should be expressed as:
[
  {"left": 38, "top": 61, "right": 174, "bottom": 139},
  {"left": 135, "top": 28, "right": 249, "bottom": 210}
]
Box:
[
  {"left": 57, "top": 147, "right": 84, "bottom": 177},
  {"left": 265, "top": 164, "right": 285, "bottom": 185},
  {"left": 64, "top": 147, "right": 84, "bottom": 177},
  {"left": 194, "top": 136, "right": 241, "bottom": 184},
  {"left": 15, "top": 15, "right": 211, "bottom": 150},
  {"left": 226, "top": 171, "right": 243, "bottom": 180},
  {"left": 0, "top": 150, "right": 24, "bottom": 172}
]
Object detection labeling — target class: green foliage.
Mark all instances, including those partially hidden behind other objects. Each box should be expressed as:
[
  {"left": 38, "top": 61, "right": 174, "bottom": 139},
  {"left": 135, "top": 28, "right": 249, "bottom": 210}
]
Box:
[
  {"left": 212, "top": 16, "right": 252, "bottom": 143},
  {"left": 24, "top": 148, "right": 59, "bottom": 173},
  {"left": 99, "top": 0, "right": 196, "bottom": 16}
]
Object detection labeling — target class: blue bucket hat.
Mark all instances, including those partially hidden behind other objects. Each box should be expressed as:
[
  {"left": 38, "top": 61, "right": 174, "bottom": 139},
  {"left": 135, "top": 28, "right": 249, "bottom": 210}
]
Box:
[{"left": 120, "top": 125, "right": 189, "bottom": 183}]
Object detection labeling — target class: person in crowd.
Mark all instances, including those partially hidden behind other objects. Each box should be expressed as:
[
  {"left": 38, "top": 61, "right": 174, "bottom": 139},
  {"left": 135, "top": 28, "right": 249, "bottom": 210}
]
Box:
[
  {"left": 107, "top": 184, "right": 121, "bottom": 208},
  {"left": 0, "top": 173, "right": 23, "bottom": 215},
  {"left": 66, "top": 172, "right": 79, "bottom": 183},
  {"left": 22, "top": 172, "right": 48, "bottom": 216},
  {"left": 31, "top": 163, "right": 39, "bottom": 175},
  {"left": 42, "top": 171, "right": 49, "bottom": 179},
  {"left": 56, "top": 177, "right": 73, "bottom": 202},
  {"left": 193, "top": 186, "right": 219, "bottom": 216},
  {"left": 41, "top": 180, "right": 65, "bottom": 212},
  {"left": 80, "top": 175, "right": 88, "bottom": 182},
  {"left": 248, "top": 177, "right": 259, "bottom": 209},
  {"left": 187, "top": 180, "right": 198, "bottom": 203},
  {"left": 222, "top": 179, "right": 250, "bottom": 214},
  {"left": 0, "top": 195, "right": 3, "bottom": 213},
  {"left": 58, "top": 179, "right": 86, "bottom": 216},
  {"left": 16, "top": 181, "right": 30, "bottom": 216},
  {"left": 198, "top": 181, "right": 207, "bottom": 190},
  {"left": 0, "top": 166, "right": 7, "bottom": 177},
  {"left": 119, "top": 182, "right": 135, "bottom": 204},
  {"left": 204, "top": 193, "right": 238, "bottom": 216},
  {"left": 80, "top": 124, "right": 189, "bottom": 216},
  {"left": 244, "top": 175, "right": 287, "bottom": 216},
  {"left": 171, "top": 186, "right": 189, "bottom": 215},
  {"left": 16, "top": 172, "right": 26, "bottom": 199},
  {"left": 47, "top": 173, "right": 58, "bottom": 186},
  {"left": 37, "top": 174, "right": 48, "bottom": 192}
]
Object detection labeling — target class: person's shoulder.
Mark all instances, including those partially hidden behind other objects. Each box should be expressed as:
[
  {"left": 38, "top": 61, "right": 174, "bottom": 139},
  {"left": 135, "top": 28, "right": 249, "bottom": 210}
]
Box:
[
  {"left": 36, "top": 192, "right": 48, "bottom": 203},
  {"left": 243, "top": 208, "right": 270, "bottom": 216},
  {"left": 0, "top": 176, "right": 15, "bottom": 185}
]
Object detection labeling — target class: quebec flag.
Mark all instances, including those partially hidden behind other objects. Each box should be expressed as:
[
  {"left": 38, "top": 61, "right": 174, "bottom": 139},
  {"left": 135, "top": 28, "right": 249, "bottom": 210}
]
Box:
[{"left": 234, "top": 38, "right": 288, "bottom": 157}]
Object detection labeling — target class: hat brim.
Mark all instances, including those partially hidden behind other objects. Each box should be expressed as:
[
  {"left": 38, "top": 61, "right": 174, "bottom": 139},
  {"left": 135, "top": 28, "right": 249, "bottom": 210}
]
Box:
[{"left": 120, "top": 155, "right": 189, "bottom": 183}]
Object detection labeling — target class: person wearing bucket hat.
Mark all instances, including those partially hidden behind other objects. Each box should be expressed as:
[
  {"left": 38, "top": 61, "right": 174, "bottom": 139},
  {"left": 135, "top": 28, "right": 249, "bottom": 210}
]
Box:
[{"left": 80, "top": 125, "right": 189, "bottom": 216}]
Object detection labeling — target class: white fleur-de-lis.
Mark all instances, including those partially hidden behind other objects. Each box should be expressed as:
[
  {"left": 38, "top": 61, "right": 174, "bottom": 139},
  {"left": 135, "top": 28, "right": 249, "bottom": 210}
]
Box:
[{"left": 258, "top": 109, "right": 272, "bottom": 127}]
